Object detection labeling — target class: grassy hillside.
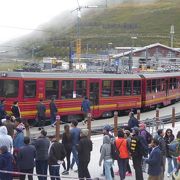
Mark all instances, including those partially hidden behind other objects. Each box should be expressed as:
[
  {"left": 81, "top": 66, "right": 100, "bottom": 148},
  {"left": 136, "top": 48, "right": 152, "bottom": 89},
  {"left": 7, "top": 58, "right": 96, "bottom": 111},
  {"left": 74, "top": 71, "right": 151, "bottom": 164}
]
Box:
[{"left": 9, "top": 0, "right": 180, "bottom": 58}]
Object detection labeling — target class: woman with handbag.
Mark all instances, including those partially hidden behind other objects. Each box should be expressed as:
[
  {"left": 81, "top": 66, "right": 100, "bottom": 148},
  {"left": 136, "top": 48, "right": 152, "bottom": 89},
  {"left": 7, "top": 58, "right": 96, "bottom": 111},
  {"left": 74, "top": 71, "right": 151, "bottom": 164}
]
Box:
[{"left": 115, "top": 129, "right": 129, "bottom": 180}]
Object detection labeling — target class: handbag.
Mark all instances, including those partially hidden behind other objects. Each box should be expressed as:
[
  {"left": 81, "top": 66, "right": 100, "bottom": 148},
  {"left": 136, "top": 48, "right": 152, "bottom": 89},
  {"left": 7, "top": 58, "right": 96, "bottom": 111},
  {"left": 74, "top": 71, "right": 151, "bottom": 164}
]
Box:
[{"left": 111, "top": 140, "right": 124, "bottom": 160}]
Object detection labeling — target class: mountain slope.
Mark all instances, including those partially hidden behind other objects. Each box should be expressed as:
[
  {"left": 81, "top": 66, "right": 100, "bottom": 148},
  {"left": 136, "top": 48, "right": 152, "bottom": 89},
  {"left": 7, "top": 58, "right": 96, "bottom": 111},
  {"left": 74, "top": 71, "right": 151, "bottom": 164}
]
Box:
[{"left": 4, "top": 0, "right": 180, "bottom": 59}]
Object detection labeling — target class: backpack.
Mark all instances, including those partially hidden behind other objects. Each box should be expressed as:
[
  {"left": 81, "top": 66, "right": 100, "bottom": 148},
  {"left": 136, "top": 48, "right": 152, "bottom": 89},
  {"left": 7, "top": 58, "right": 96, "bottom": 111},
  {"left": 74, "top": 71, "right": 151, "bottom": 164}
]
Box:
[
  {"left": 111, "top": 143, "right": 120, "bottom": 160},
  {"left": 139, "top": 129, "right": 152, "bottom": 144},
  {"left": 168, "top": 140, "right": 180, "bottom": 157},
  {"left": 130, "top": 136, "right": 148, "bottom": 157}
]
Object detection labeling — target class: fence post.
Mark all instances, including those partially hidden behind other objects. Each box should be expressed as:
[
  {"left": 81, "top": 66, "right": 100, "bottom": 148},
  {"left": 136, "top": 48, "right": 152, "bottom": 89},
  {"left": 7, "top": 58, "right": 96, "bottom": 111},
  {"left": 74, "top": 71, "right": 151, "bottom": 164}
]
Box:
[
  {"left": 172, "top": 107, "right": 175, "bottom": 128},
  {"left": 55, "top": 115, "right": 61, "bottom": 141},
  {"left": 87, "top": 113, "right": 92, "bottom": 139},
  {"left": 114, "top": 111, "right": 118, "bottom": 137},
  {"left": 156, "top": 108, "right": 159, "bottom": 130},
  {"left": 137, "top": 109, "right": 141, "bottom": 121}
]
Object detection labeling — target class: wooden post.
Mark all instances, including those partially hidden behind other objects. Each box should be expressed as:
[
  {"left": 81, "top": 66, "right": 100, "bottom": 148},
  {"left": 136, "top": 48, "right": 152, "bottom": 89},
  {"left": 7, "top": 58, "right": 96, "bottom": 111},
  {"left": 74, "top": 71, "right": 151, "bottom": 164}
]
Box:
[
  {"left": 137, "top": 109, "right": 141, "bottom": 121},
  {"left": 156, "top": 108, "right": 159, "bottom": 130},
  {"left": 87, "top": 113, "right": 92, "bottom": 139},
  {"left": 172, "top": 107, "right": 175, "bottom": 128},
  {"left": 55, "top": 115, "right": 61, "bottom": 141},
  {"left": 114, "top": 111, "right": 118, "bottom": 137}
]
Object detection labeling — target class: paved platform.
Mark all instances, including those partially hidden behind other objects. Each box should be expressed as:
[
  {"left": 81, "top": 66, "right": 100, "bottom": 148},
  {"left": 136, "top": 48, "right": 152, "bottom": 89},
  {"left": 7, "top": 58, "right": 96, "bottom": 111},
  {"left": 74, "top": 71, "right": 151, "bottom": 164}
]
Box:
[{"left": 26, "top": 102, "right": 180, "bottom": 180}]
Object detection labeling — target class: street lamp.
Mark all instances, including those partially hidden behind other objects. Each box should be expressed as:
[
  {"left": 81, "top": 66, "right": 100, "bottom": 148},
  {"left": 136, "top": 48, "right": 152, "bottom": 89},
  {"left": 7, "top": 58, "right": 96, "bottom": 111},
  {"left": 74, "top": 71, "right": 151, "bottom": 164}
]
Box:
[{"left": 129, "top": 37, "right": 137, "bottom": 73}]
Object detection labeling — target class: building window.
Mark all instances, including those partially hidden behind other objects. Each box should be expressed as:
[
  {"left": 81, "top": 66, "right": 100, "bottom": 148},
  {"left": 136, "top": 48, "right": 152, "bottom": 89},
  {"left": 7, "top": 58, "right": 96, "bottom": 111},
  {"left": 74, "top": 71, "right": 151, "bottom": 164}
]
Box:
[
  {"left": 113, "top": 80, "right": 122, "bottom": 96},
  {"left": 45, "top": 80, "right": 59, "bottom": 99},
  {"left": 124, "top": 80, "right": 132, "bottom": 96},
  {"left": 102, "top": 80, "right": 111, "bottom": 97},
  {"left": 76, "top": 80, "right": 87, "bottom": 98},
  {"left": 0, "top": 80, "right": 19, "bottom": 98},
  {"left": 156, "top": 79, "right": 161, "bottom": 92},
  {"left": 24, "top": 81, "right": 36, "bottom": 98},
  {"left": 62, "top": 80, "right": 73, "bottom": 99},
  {"left": 133, "top": 80, "right": 141, "bottom": 95}
]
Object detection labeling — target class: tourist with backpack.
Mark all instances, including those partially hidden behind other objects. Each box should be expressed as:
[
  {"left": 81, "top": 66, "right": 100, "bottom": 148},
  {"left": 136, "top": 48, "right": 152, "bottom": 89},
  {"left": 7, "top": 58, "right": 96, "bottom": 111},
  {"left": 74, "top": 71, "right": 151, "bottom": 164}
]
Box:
[
  {"left": 130, "top": 127, "right": 148, "bottom": 180},
  {"left": 115, "top": 129, "right": 129, "bottom": 180},
  {"left": 164, "top": 128, "right": 177, "bottom": 177}
]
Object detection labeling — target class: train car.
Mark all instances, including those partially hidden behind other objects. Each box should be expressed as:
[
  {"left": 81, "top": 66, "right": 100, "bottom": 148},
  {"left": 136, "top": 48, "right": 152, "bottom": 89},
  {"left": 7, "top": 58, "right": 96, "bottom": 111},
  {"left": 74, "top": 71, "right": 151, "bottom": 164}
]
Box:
[
  {"left": 0, "top": 71, "right": 142, "bottom": 122},
  {"left": 141, "top": 72, "right": 180, "bottom": 109}
]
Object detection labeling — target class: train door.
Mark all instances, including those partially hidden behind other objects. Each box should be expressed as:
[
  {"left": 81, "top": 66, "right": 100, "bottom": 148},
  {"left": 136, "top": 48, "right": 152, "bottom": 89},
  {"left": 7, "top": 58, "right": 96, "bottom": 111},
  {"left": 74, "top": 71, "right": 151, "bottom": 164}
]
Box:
[{"left": 89, "top": 80, "right": 99, "bottom": 118}]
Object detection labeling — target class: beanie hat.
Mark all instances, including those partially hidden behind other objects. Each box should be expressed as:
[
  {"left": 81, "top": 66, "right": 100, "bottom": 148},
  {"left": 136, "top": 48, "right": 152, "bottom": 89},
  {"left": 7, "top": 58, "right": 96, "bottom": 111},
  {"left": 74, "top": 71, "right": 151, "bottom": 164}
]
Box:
[{"left": 81, "top": 129, "right": 89, "bottom": 137}]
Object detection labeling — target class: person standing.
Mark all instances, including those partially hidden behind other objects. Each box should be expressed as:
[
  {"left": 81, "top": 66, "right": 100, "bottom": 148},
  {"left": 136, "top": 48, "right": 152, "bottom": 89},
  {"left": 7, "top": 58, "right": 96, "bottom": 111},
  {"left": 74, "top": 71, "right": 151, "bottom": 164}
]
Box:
[
  {"left": 32, "top": 130, "right": 50, "bottom": 180},
  {"left": 70, "top": 120, "right": 81, "bottom": 170},
  {"left": 144, "top": 138, "right": 162, "bottom": 180},
  {"left": 3, "top": 115, "right": 15, "bottom": 138},
  {"left": 164, "top": 128, "right": 176, "bottom": 177},
  {"left": 99, "top": 135, "right": 113, "bottom": 180},
  {"left": 0, "top": 126, "right": 13, "bottom": 153},
  {"left": 17, "top": 136, "right": 36, "bottom": 180},
  {"left": 0, "top": 99, "right": 6, "bottom": 120},
  {"left": 81, "top": 96, "right": 91, "bottom": 125},
  {"left": 127, "top": 111, "right": 139, "bottom": 131},
  {"left": 62, "top": 124, "right": 72, "bottom": 175},
  {"left": 155, "top": 129, "right": 167, "bottom": 179},
  {"left": 0, "top": 146, "right": 13, "bottom": 180},
  {"left": 49, "top": 98, "right": 58, "bottom": 127},
  {"left": 36, "top": 99, "right": 46, "bottom": 130},
  {"left": 11, "top": 101, "right": 21, "bottom": 118},
  {"left": 48, "top": 137, "right": 66, "bottom": 180},
  {"left": 130, "top": 127, "right": 148, "bottom": 180},
  {"left": 77, "top": 129, "right": 92, "bottom": 180},
  {"left": 115, "top": 130, "right": 129, "bottom": 180}
]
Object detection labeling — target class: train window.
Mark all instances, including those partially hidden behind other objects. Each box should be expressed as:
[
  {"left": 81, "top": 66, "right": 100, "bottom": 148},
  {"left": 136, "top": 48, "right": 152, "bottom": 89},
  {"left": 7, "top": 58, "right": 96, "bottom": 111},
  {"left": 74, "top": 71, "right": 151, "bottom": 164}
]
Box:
[
  {"left": 24, "top": 81, "right": 36, "bottom": 98},
  {"left": 169, "top": 78, "right": 177, "bottom": 89},
  {"left": 61, "top": 80, "right": 73, "bottom": 99},
  {"left": 133, "top": 80, "right": 141, "bottom": 95},
  {"left": 152, "top": 79, "right": 156, "bottom": 93},
  {"left": 124, "top": 80, "right": 132, "bottom": 96},
  {"left": 0, "top": 80, "right": 19, "bottom": 98},
  {"left": 156, "top": 79, "right": 161, "bottom": 92},
  {"left": 45, "top": 80, "right": 59, "bottom": 99},
  {"left": 76, "top": 80, "right": 87, "bottom": 98},
  {"left": 113, "top": 80, "right": 122, "bottom": 96},
  {"left": 102, "top": 80, "right": 111, "bottom": 97},
  {"left": 146, "top": 80, "right": 151, "bottom": 93}
]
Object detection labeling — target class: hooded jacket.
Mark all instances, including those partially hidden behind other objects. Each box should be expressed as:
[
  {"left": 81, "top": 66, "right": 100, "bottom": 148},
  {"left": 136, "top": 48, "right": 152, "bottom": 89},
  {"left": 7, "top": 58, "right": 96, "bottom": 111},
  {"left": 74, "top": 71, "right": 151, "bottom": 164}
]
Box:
[
  {"left": 99, "top": 135, "right": 112, "bottom": 164},
  {"left": 0, "top": 126, "right": 13, "bottom": 153}
]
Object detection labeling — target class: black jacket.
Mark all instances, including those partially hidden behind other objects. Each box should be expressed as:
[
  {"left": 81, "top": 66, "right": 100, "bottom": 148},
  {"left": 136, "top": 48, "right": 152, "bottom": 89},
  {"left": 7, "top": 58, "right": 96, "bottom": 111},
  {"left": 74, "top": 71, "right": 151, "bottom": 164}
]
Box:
[
  {"left": 77, "top": 136, "right": 92, "bottom": 162},
  {"left": 11, "top": 105, "right": 20, "bottom": 118},
  {"left": 62, "top": 133, "right": 72, "bottom": 152},
  {"left": 17, "top": 144, "right": 36, "bottom": 170},
  {"left": 48, "top": 141, "right": 66, "bottom": 165},
  {"left": 32, "top": 136, "right": 50, "bottom": 160}
]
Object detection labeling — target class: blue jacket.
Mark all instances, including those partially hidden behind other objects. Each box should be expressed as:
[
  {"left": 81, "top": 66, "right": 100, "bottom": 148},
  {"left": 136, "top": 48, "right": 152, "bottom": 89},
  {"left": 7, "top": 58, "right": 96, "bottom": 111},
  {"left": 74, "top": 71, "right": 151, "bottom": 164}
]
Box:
[
  {"left": 145, "top": 146, "right": 162, "bottom": 176},
  {"left": 13, "top": 131, "right": 24, "bottom": 149},
  {"left": 81, "top": 99, "right": 90, "bottom": 113},
  {"left": 0, "top": 152, "right": 13, "bottom": 180}
]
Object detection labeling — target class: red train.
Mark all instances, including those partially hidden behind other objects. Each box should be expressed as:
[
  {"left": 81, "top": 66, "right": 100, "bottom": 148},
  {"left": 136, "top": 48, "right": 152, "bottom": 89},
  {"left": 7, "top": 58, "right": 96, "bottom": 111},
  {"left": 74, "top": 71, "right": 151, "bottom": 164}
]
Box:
[{"left": 0, "top": 71, "right": 179, "bottom": 122}]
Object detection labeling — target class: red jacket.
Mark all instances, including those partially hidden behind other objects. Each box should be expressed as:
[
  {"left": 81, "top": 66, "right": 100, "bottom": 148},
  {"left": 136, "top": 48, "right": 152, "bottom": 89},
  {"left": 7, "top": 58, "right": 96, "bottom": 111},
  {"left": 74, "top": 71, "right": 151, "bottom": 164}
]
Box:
[{"left": 115, "top": 138, "right": 129, "bottom": 159}]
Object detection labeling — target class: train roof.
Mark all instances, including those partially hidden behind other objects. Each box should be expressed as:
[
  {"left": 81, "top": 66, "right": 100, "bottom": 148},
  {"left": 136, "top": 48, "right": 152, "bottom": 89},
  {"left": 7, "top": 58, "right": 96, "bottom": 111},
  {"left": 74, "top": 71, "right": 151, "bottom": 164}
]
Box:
[
  {"left": 1, "top": 71, "right": 179, "bottom": 79},
  {"left": 141, "top": 72, "right": 180, "bottom": 78},
  {"left": 0, "top": 71, "right": 141, "bottom": 79}
]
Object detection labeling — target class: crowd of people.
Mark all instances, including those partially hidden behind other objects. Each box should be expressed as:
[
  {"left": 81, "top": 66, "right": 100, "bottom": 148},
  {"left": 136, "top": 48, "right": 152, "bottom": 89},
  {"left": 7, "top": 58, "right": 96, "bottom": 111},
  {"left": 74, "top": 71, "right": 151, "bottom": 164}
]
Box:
[{"left": 0, "top": 97, "right": 180, "bottom": 180}]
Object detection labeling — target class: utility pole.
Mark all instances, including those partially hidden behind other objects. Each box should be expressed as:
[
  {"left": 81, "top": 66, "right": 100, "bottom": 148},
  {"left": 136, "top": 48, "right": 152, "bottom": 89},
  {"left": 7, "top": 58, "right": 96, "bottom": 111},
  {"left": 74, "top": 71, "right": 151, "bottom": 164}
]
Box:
[
  {"left": 170, "top": 25, "right": 175, "bottom": 48},
  {"left": 72, "top": 0, "right": 107, "bottom": 69}
]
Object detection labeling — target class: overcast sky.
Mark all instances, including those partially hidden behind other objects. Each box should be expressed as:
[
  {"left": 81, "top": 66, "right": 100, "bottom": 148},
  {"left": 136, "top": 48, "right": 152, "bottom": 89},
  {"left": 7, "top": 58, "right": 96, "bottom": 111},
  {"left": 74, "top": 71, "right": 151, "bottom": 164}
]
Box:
[{"left": 0, "top": 0, "right": 94, "bottom": 43}]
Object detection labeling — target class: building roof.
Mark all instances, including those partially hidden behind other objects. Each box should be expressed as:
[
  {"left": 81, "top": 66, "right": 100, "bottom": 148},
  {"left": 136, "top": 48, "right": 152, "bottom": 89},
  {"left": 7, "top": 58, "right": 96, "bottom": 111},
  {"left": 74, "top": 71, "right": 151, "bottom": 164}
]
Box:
[{"left": 113, "top": 43, "right": 180, "bottom": 59}]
